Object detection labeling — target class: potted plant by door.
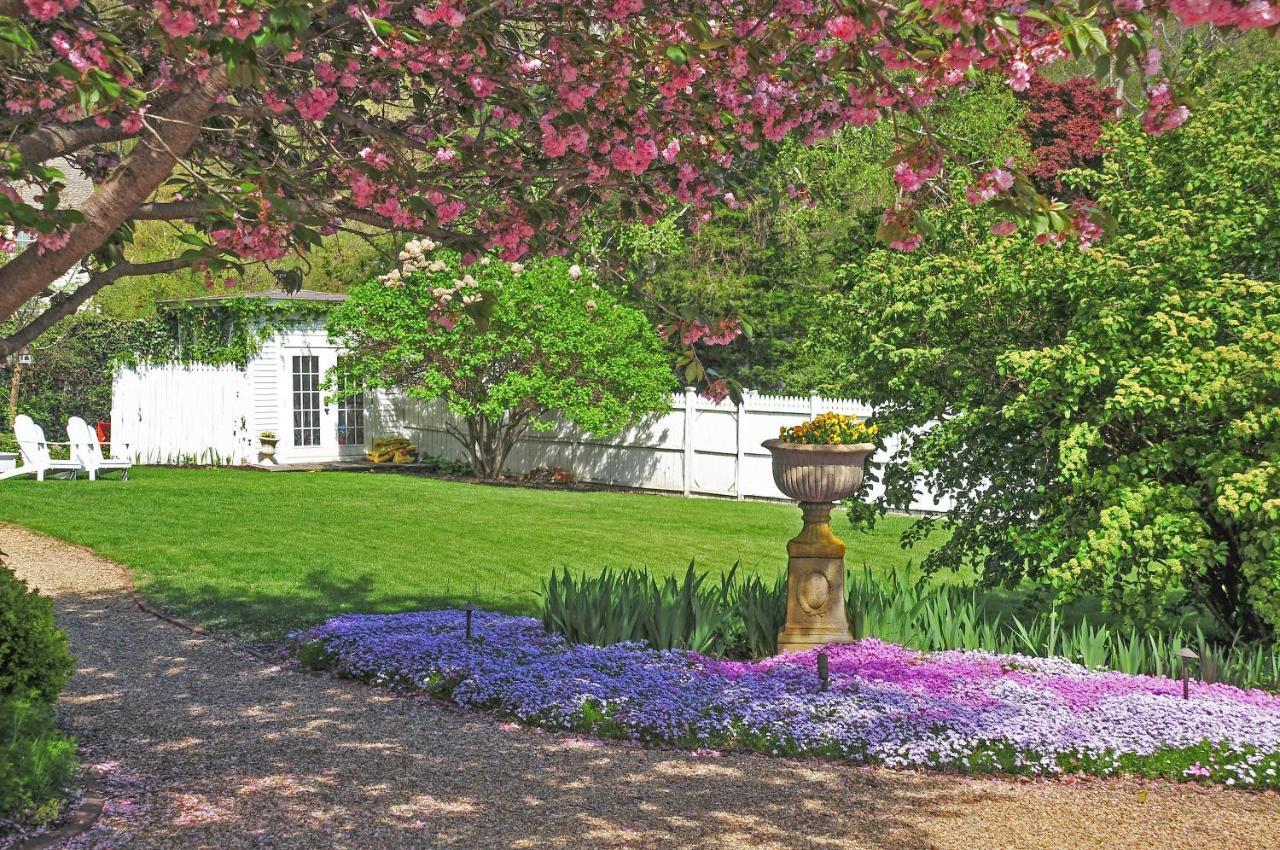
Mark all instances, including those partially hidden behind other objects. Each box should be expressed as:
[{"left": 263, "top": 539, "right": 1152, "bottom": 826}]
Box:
[
  {"left": 258, "top": 430, "right": 279, "bottom": 460},
  {"left": 762, "top": 413, "right": 878, "bottom": 653}
]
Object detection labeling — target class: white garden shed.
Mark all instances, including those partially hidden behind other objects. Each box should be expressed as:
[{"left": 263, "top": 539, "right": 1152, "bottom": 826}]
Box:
[
  {"left": 112, "top": 289, "right": 366, "bottom": 467},
  {"left": 110, "top": 289, "right": 952, "bottom": 511}
]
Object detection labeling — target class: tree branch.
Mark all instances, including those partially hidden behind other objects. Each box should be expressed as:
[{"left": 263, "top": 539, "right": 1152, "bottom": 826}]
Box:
[
  {"left": 0, "top": 255, "right": 203, "bottom": 357},
  {"left": 330, "top": 109, "right": 435, "bottom": 155},
  {"left": 341, "top": 208, "right": 485, "bottom": 250},
  {"left": 131, "top": 199, "right": 485, "bottom": 252},
  {"left": 12, "top": 114, "right": 137, "bottom": 166},
  {"left": 130, "top": 200, "right": 210, "bottom": 220},
  {"left": 0, "top": 68, "right": 228, "bottom": 321}
]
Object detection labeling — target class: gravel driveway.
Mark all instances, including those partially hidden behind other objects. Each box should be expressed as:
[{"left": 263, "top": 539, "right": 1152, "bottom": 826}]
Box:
[{"left": 5, "top": 522, "right": 1280, "bottom": 849}]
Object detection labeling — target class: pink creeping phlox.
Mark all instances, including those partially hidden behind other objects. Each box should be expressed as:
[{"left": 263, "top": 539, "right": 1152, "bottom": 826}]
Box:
[{"left": 294, "top": 610, "right": 1280, "bottom": 788}]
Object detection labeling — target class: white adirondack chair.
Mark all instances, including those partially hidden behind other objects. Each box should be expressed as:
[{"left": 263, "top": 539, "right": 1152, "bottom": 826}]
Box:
[
  {"left": 68, "top": 416, "right": 131, "bottom": 481},
  {"left": 0, "top": 415, "right": 81, "bottom": 481}
]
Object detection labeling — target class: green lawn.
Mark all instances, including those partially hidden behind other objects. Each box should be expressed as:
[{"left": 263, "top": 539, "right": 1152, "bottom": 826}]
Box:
[{"left": 0, "top": 467, "right": 941, "bottom": 640}]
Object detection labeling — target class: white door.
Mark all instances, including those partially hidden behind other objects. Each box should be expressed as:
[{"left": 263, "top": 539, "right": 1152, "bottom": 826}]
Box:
[{"left": 284, "top": 349, "right": 367, "bottom": 462}]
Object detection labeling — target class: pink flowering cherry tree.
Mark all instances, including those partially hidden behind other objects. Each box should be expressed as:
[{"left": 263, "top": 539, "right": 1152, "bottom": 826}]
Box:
[{"left": 1, "top": 0, "right": 1277, "bottom": 361}]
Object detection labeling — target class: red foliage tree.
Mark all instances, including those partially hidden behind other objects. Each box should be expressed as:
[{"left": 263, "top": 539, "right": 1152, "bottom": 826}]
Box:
[{"left": 1020, "top": 75, "right": 1122, "bottom": 195}]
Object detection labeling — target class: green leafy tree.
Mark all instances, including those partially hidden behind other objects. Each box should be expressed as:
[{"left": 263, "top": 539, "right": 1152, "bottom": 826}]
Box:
[
  {"left": 0, "top": 312, "right": 169, "bottom": 440},
  {"left": 329, "top": 249, "right": 674, "bottom": 478},
  {"left": 583, "top": 80, "right": 1028, "bottom": 393},
  {"left": 814, "top": 60, "right": 1280, "bottom": 639}
]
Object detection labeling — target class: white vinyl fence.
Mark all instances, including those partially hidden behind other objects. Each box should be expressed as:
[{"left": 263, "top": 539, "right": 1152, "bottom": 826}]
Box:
[
  {"left": 111, "top": 364, "right": 950, "bottom": 512},
  {"left": 112, "top": 364, "right": 252, "bottom": 465},
  {"left": 370, "top": 388, "right": 952, "bottom": 512}
]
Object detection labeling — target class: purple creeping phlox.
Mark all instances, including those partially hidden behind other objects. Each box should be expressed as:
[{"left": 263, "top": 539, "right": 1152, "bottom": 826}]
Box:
[{"left": 293, "top": 610, "right": 1280, "bottom": 788}]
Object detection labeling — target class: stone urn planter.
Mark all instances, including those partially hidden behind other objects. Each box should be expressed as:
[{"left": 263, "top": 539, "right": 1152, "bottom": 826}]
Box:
[
  {"left": 258, "top": 432, "right": 278, "bottom": 462},
  {"left": 762, "top": 439, "right": 875, "bottom": 653}
]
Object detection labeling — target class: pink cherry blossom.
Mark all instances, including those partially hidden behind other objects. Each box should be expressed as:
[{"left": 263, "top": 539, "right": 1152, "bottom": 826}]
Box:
[
  {"left": 681, "top": 321, "right": 708, "bottom": 346},
  {"left": 5, "top": 0, "right": 1275, "bottom": 297},
  {"left": 1142, "top": 82, "right": 1190, "bottom": 135},
  {"left": 893, "top": 156, "right": 942, "bottom": 192},
  {"left": 154, "top": 1, "right": 198, "bottom": 38},
  {"left": 702, "top": 379, "right": 731, "bottom": 403},
  {"left": 966, "top": 167, "right": 1015, "bottom": 205},
  {"left": 222, "top": 11, "right": 263, "bottom": 41},
  {"left": 120, "top": 110, "right": 144, "bottom": 134},
  {"left": 1143, "top": 47, "right": 1163, "bottom": 77},
  {"left": 703, "top": 318, "right": 742, "bottom": 346},
  {"left": 1007, "top": 58, "right": 1033, "bottom": 92},
  {"left": 294, "top": 87, "right": 338, "bottom": 121},
  {"left": 825, "top": 15, "right": 860, "bottom": 42},
  {"left": 24, "top": 0, "right": 78, "bottom": 21},
  {"left": 262, "top": 91, "right": 290, "bottom": 114},
  {"left": 35, "top": 229, "right": 71, "bottom": 254},
  {"left": 1072, "top": 206, "right": 1105, "bottom": 249}
]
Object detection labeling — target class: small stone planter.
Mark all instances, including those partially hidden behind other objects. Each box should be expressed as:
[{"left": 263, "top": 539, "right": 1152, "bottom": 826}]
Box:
[
  {"left": 258, "top": 437, "right": 278, "bottom": 462},
  {"left": 762, "top": 439, "right": 875, "bottom": 653}
]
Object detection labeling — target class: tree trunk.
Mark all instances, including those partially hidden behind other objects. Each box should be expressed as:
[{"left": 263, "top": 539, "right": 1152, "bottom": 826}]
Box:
[
  {"left": 455, "top": 411, "right": 530, "bottom": 479},
  {"left": 0, "top": 69, "right": 227, "bottom": 322},
  {"left": 1201, "top": 513, "right": 1268, "bottom": 641}
]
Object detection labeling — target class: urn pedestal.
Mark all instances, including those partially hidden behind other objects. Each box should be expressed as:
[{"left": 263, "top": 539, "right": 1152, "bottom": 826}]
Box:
[{"left": 762, "top": 439, "right": 875, "bottom": 653}]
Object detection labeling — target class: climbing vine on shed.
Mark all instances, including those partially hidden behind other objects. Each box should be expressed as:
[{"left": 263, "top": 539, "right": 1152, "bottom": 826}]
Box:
[{"left": 122, "top": 298, "right": 335, "bottom": 368}]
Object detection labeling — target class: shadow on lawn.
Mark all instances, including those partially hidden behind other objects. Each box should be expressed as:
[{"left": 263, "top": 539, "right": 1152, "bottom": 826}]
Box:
[
  {"left": 147, "top": 563, "right": 1143, "bottom": 650},
  {"left": 54, "top": 588, "right": 1006, "bottom": 850},
  {"left": 141, "top": 567, "right": 545, "bottom": 641}
]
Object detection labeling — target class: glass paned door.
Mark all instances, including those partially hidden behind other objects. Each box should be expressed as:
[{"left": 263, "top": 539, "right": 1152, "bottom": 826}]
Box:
[
  {"left": 284, "top": 349, "right": 366, "bottom": 461},
  {"left": 335, "top": 375, "right": 366, "bottom": 449},
  {"left": 292, "top": 355, "right": 321, "bottom": 447}
]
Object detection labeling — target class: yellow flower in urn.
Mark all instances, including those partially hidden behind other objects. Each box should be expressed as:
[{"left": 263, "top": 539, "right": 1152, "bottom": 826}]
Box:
[{"left": 779, "top": 412, "right": 877, "bottom": 445}]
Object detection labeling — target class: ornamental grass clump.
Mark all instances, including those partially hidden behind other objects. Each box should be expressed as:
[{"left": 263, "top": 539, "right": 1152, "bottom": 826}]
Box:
[
  {"left": 543, "top": 564, "right": 1280, "bottom": 687},
  {"left": 778, "top": 412, "right": 878, "bottom": 445},
  {"left": 542, "top": 563, "right": 783, "bottom": 658},
  {"left": 542, "top": 562, "right": 736, "bottom": 655},
  {"left": 294, "top": 608, "right": 1280, "bottom": 789}
]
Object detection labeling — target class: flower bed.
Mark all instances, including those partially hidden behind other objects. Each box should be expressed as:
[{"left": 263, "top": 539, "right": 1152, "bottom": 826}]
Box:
[{"left": 293, "top": 609, "right": 1280, "bottom": 788}]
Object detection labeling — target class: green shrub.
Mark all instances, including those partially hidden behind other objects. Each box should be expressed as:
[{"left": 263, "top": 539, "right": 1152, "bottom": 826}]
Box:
[
  {"left": 0, "top": 693, "right": 78, "bottom": 825},
  {"left": 0, "top": 564, "right": 74, "bottom": 704},
  {"left": 0, "top": 312, "right": 173, "bottom": 431},
  {"left": 816, "top": 58, "right": 1280, "bottom": 640},
  {"left": 418, "top": 453, "right": 471, "bottom": 477},
  {"left": 0, "top": 561, "right": 78, "bottom": 825},
  {"left": 330, "top": 251, "right": 674, "bottom": 479}
]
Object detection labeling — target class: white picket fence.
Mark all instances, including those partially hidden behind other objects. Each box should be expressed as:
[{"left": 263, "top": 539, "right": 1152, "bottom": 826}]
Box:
[
  {"left": 111, "top": 365, "right": 950, "bottom": 512},
  {"left": 112, "top": 364, "right": 252, "bottom": 465},
  {"left": 370, "top": 388, "right": 951, "bottom": 512}
]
